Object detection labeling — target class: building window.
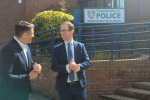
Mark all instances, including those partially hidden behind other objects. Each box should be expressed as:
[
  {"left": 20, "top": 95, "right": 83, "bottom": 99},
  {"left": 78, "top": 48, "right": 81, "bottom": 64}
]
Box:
[
  {"left": 97, "top": 0, "right": 104, "bottom": 7},
  {"left": 18, "top": 0, "right": 22, "bottom": 4},
  {"left": 89, "top": 1, "right": 95, "bottom": 7},
  {"left": 78, "top": 0, "right": 125, "bottom": 8},
  {"left": 106, "top": 0, "right": 114, "bottom": 8},
  {"left": 117, "top": 0, "right": 124, "bottom": 8},
  {"left": 80, "top": 2, "right": 87, "bottom": 8}
]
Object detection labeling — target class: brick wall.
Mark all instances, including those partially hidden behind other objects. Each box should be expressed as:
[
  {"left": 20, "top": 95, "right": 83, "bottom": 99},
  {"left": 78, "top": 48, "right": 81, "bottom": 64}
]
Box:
[
  {"left": 31, "top": 57, "right": 150, "bottom": 100},
  {"left": 0, "top": 0, "right": 78, "bottom": 42},
  {"left": 0, "top": 0, "right": 150, "bottom": 43},
  {"left": 0, "top": 0, "right": 26, "bottom": 42},
  {"left": 26, "top": 0, "right": 78, "bottom": 22}
]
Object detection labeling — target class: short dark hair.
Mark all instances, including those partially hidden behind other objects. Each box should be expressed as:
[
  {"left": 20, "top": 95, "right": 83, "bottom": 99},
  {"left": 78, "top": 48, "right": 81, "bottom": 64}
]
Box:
[
  {"left": 61, "top": 21, "right": 75, "bottom": 31},
  {"left": 15, "top": 21, "right": 34, "bottom": 37}
]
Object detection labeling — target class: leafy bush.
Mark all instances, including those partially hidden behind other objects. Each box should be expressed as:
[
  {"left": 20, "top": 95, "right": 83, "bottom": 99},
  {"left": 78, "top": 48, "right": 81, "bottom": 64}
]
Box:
[
  {"left": 31, "top": 10, "right": 74, "bottom": 55},
  {"left": 32, "top": 10, "right": 74, "bottom": 36}
]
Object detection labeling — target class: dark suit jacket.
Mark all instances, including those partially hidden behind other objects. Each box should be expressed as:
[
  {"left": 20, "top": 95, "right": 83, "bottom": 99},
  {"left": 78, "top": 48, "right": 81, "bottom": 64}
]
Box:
[
  {"left": 51, "top": 41, "right": 91, "bottom": 92},
  {"left": 0, "top": 38, "right": 34, "bottom": 100}
]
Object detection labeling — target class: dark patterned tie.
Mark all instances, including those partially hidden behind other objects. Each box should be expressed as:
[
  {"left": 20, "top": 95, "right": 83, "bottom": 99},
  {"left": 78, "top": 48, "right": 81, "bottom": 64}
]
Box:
[{"left": 68, "top": 43, "right": 74, "bottom": 82}]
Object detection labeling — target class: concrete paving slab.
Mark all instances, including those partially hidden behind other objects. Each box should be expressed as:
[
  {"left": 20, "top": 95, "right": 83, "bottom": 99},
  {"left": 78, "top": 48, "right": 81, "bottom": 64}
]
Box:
[
  {"left": 101, "top": 94, "right": 141, "bottom": 100},
  {"left": 29, "top": 93, "right": 50, "bottom": 100},
  {"left": 133, "top": 54, "right": 149, "bottom": 59}
]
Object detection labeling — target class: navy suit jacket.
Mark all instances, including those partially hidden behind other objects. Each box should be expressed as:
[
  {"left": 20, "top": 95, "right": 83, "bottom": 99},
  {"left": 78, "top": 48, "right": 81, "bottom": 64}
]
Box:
[
  {"left": 51, "top": 41, "right": 91, "bottom": 92},
  {"left": 0, "top": 38, "right": 34, "bottom": 100}
]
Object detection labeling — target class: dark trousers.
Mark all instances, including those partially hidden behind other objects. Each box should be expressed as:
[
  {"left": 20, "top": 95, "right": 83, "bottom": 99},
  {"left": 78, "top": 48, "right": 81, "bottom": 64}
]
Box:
[{"left": 58, "top": 82, "right": 87, "bottom": 100}]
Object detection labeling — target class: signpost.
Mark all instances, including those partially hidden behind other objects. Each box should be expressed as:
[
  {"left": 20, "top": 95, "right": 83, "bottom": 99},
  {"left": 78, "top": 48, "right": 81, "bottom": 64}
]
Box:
[{"left": 84, "top": 8, "right": 125, "bottom": 24}]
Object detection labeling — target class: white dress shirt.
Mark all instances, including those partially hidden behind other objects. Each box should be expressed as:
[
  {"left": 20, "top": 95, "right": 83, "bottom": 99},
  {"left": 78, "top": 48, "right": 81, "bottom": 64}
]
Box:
[
  {"left": 14, "top": 36, "right": 28, "bottom": 65},
  {"left": 65, "top": 40, "right": 80, "bottom": 82}
]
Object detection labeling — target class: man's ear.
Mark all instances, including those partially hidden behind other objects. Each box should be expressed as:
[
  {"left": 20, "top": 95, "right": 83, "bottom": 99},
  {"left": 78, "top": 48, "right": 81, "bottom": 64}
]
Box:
[
  {"left": 71, "top": 30, "right": 74, "bottom": 34},
  {"left": 24, "top": 32, "right": 28, "bottom": 37}
]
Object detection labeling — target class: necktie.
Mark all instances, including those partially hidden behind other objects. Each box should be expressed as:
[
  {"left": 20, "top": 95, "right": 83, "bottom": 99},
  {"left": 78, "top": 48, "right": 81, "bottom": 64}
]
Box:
[{"left": 68, "top": 43, "right": 74, "bottom": 82}]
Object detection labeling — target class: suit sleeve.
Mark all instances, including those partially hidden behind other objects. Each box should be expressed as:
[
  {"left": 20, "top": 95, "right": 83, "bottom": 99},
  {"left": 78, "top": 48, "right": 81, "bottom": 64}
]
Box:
[
  {"left": 51, "top": 47, "right": 68, "bottom": 73},
  {"left": 79, "top": 44, "right": 91, "bottom": 71},
  {"left": 0, "top": 48, "right": 30, "bottom": 85}
]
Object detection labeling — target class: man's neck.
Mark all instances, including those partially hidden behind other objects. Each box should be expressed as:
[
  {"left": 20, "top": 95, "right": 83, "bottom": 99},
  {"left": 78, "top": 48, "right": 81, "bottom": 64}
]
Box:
[
  {"left": 15, "top": 36, "right": 25, "bottom": 45},
  {"left": 66, "top": 38, "right": 73, "bottom": 43}
]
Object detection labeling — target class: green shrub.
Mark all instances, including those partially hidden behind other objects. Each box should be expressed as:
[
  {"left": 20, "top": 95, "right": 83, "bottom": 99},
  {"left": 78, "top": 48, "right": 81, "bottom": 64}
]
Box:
[
  {"left": 31, "top": 10, "right": 74, "bottom": 55},
  {"left": 32, "top": 10, "right": 73, "bottom": 36}
]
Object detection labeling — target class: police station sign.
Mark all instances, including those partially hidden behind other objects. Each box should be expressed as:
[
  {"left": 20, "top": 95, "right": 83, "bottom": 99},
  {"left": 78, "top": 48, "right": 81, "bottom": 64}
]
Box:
[{"left": 83, "top": 8, "right": 125, "bottom": 24}]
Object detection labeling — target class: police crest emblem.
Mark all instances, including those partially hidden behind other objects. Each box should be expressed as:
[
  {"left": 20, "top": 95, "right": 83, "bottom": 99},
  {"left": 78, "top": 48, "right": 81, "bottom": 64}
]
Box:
[{"left": 88, "top": 11, "right": 95, "bottom": 19}]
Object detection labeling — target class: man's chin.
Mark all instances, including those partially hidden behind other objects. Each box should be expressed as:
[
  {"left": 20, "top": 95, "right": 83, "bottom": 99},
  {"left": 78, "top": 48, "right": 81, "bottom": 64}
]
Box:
[
  {"left": 60, "top": 37, "right": 66, "bottom": 41},
  {"left": 27, "top": 41, "right": 31, "bottom": 44}
]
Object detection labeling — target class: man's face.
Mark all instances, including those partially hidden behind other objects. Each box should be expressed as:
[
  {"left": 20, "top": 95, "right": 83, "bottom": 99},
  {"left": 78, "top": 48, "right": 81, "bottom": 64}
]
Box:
[
  {"left": 60, "top": 24, "right": 73, "bottom": 42},
  {"left": 25, "top": 28, "right": 34, "bottom": 44}
]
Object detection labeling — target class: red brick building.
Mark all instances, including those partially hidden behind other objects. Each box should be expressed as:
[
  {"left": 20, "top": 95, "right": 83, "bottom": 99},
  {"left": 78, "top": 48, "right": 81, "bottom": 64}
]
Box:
[
  {"left": 0, "top": 0, "right": 78, "bottom": 42},
  {"left": 0, "top": 0, "right": 150, "bottom": 42}
]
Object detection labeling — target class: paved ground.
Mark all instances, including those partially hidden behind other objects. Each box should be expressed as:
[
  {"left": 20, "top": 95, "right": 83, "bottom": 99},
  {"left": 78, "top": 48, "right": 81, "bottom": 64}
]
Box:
[
  {"left": 29, "top": 93, "right": 50, "bottom": 100},
  {"left": 133, "top": 54, "right": 149, "bottom": 59}
]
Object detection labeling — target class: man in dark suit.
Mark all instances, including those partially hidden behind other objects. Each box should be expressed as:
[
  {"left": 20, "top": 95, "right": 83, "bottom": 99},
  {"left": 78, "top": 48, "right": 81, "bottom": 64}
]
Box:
[
  {"left": 51, "top": 21, "right": 91, "bottom": 100},
  {"left": 0, "top": 21, "right": 41, "bottom": 100}
]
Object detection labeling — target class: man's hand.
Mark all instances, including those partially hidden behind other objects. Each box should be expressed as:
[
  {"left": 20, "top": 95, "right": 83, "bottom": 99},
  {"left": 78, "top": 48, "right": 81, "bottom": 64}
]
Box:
[
  {"left": 34, "top": 62, "right": 42, "bottom": 73},
  {"left": 29, "top": 70, "right": 38, "bottom": 80},
  {"left": 69, "top": 58, "right": 76, "bottom": 70},
  {"left": 69, "top": 58, "right": 80, "bottom": 71},
  {"left": 71, "top": 64, "right": 80, "bottom": 71}
]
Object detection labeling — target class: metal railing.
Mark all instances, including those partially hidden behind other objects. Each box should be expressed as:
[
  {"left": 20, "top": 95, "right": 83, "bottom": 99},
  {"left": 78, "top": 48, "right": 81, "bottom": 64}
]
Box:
[{"left": 0, "top": 22, "right": 150, "bottom": 60}]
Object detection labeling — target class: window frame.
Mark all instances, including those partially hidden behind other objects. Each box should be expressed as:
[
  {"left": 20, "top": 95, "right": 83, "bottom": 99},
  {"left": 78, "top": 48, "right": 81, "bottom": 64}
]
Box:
[{"left": 18, "top": 0, "right": 22, "bottom": 4}]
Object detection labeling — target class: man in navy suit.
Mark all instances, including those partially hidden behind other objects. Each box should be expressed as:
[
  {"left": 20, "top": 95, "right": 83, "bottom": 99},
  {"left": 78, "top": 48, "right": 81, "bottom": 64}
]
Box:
[
  {"left": 51, "top": 21, "right": 91, "bottom": 100},
  {"left": 0, "top": 21, "right": 41, "bottom": 100}
]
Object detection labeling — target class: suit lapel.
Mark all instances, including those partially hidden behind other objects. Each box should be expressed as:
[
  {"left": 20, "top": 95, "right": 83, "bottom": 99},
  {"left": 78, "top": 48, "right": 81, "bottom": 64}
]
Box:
[
  {"left": 13, "top": 39, "right": 28, "bottom": 67},
  {"left": 26, "top": 47, "right": 31, "bottom": 71},
  {"left": 60, "top": 42, "right": 68, "bottom": 64},
  {"left": 73, "top": 41, "right": 77, "bottom": 63}
]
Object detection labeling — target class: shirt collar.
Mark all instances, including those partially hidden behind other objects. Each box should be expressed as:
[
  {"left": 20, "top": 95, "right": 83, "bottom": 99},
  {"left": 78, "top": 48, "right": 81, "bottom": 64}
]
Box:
[
  {"left": 14, "top": 36, "right": 26, "bottom": 49},
  {"left": 64, "top": 40, "right": 74, "bottom": 45}
]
